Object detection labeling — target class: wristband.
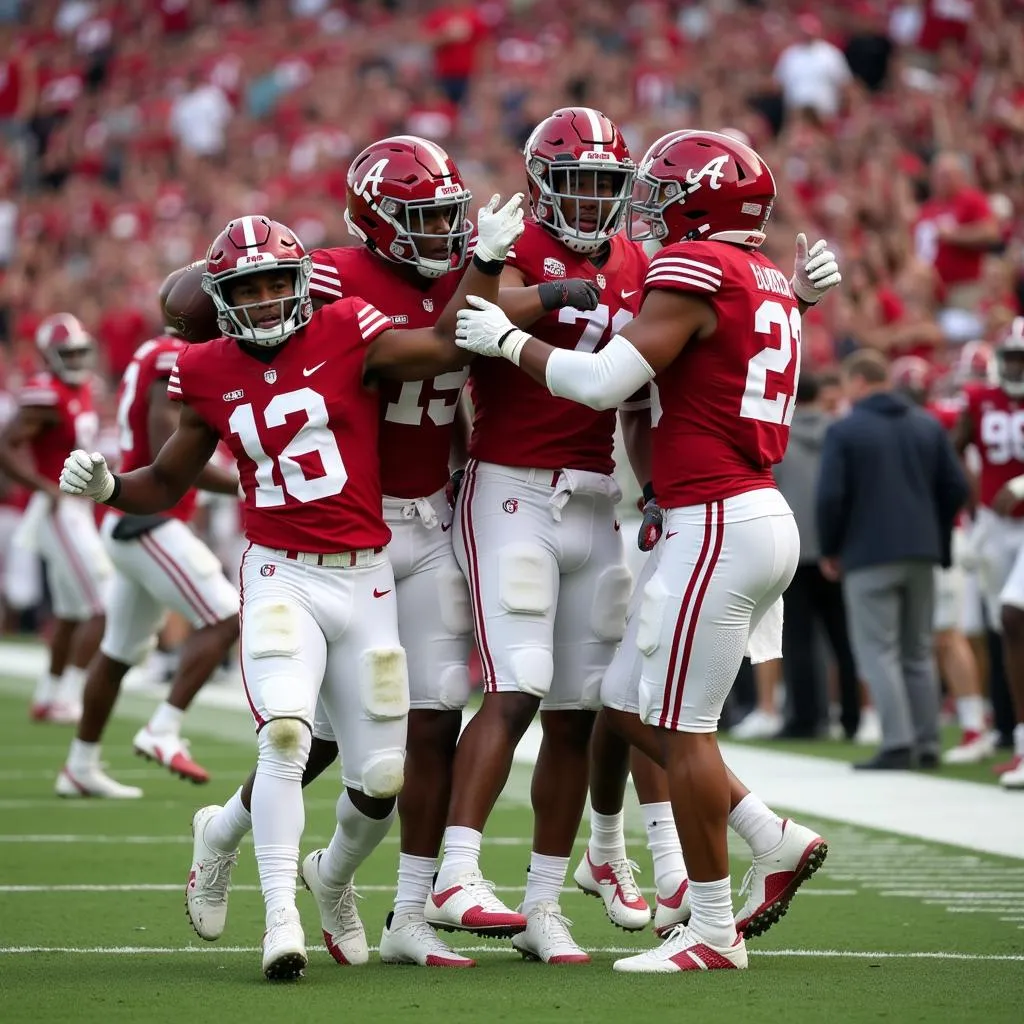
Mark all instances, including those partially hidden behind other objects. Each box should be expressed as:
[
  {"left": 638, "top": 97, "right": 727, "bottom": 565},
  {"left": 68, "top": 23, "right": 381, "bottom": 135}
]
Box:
[
  {"left": 472, "top": 252, "right": 505, "bottom": 277},
  {"left": 642, "top": 481, "right": 656, "bottom": 505},
  {"left": 1007, "top": 476, "right": 1024, "bottom": 501},
  {"left": 102, "top": 475, "right": 121, "bottom": 505},
  {"left": 498, "top": 327, "right": 530, "bottom": 367}
]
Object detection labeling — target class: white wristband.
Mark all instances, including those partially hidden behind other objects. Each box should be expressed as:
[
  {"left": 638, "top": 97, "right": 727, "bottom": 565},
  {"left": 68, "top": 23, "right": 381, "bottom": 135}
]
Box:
[
  {"left": 1007, "top": 475, "right": 1024, "bottom": 501},
  {"left": 499, "top": 328, "right": 530, "bottom": 367}
]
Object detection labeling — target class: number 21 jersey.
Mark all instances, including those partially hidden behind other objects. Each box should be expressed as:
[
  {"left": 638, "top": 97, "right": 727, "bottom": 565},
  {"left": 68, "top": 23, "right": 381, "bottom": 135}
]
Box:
[{"left": 168, "top": 300, "right": 393, "bottom": 552}]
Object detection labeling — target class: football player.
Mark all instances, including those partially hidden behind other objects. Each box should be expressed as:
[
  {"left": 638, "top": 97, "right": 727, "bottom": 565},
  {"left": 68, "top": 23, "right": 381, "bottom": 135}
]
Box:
[
  {"left": 455, "top": 130, "right": 841, "bottom": 971},
  {"left": 60, "top": 199, "right": 524, "bottom": 981},
  {"left": 0, "top": 314, "right": 109, "bottom": 724}
]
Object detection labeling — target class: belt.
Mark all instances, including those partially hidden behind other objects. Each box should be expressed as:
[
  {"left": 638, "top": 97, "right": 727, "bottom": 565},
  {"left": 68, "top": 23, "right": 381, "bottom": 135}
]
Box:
[
  {"left": 279, "top": 546, "right": 384, "bottom": 568},
  {"left": 476, "top": 463, "right": 560, "bottom": 487}
]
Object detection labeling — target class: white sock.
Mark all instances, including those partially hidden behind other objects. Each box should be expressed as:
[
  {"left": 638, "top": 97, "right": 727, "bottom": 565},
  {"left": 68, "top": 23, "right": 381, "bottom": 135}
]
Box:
[
  {"left": 67, "top": 738, "right": 99, "bottom": 771},
  {"left": 728, "top": 793, "right": 784, "bottom": 858},
  {"left": 956, "top": 696, "right": 986, "bottom": 734},
  {"left": 319, "top": 791, "right": 396, "bottom": 889},
  {"left": 642, "top": 801, "right": 687, "bottom": 898},
  {"left": 522, "top": 852, "right": 569, "bottom": 915},
  {"left": 435, "top": 826, "right": 483, "bottom": 891},
  {"left": 687, "top": 877, "right": 737, "bottom": 947},
  {"left": 588, "top": 808, "right": 626, "bottom": 864},
  {"left": 1015, "top": 722, "right": 1024, "bottom": 757},
  {"left": 59, "top": 666, "right": 85, "bottom": 704},
  {"left": 147, "top": 701, "right": 184, "bottom": 736},
  {"left": 34, "top": 672, "right": 59, "bottom": 706},
  {"left": 205, "top": 786, "right": 252, "bottom": 854},
  {"left": 393, "top": 853, "right": 437, "bottom": 922}
]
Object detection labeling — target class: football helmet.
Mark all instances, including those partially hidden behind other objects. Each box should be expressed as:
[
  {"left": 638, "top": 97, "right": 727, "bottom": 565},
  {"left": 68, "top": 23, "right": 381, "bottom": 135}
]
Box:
[
  {"left": 955, "top": 339, "right": 995, "bottom": 385},
  {"left": 345, "top": 135, "right": 472, "bottom": 279},
  {"left": 524, "top": 107, "right": 635, "bottom": 254},
  {"left": 202, "top": 216, "right": 313, "bottom": 347},
  {"left": 35, "top": 313, "right": 95, "bottom": 386},
  {"left": 995, "top": 317, "right": 1024, "bottom": 398},
  {"left": 629, "top": 130, "right": 776, "bottom": 249},
  {"left": 891, "top": 355, "right": 932, "bottom": 405}
]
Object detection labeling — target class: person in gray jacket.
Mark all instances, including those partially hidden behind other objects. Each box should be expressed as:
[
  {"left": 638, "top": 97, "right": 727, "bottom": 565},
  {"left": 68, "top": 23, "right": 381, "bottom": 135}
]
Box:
[
  {"left": 774, "top": 373, "right": 860, "bottom": 739},
  {"left": 817, "top": 350, "right": 970, "bottom": 769}
]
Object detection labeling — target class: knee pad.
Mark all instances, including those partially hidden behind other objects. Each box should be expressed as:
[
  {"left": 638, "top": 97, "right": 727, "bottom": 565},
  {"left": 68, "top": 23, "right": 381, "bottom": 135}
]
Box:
[
  {"left": 436, "top": 562, "right": 474, "bottom": 636},
  {"left": 257, "top": 719, "right": 311, "bottom": 779},
  {"left": 359, "top": 647, "right": 410, "bottom": 720},
  {"left": 358, "top": 747, "right": 405, "bottom": 798},
  {"left": 498, "top": 544, "right": 554, "bottom": 615},
  {"left": 183, "top": 537, "right": 223, "bottom": 578},
  {"left": 636, "top": 574, "right": 671, "bottom": 656},
  {"left": 247, "top": 602, "right": 301, "bottom": 658},
  {"left": 591, "top": 565, "right": 632, "bottom": 642},
  {"left": 435, "top": 664, "right": 471, "bottom": 709},
  {"left": 509, "top": 645, "right": 554, "bottom": 699}
]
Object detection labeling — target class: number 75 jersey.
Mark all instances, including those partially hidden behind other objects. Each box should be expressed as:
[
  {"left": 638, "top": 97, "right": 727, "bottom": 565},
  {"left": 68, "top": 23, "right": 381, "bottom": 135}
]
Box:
[
  {"left": 963, "top": 383, "right": 1024, "bottom": 515},
  {"left": 645, "top": 240, "right": 802, "bottom": 508},
  {"left": 168, "top": 300, "right": 393, "bottom": 552}
]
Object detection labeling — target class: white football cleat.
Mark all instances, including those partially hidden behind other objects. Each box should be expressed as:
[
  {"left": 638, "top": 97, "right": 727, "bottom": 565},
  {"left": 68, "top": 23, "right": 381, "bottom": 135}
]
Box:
[
  {"left": 653, "top": 878, "right": 691, "bottom": 937},
  {"left": 379, "top": 912, "right": 476, "bottom": 968},
  {"left": 734, "top": 819, "right": 827, "bottom": 938},
  {"left": 729, "top": 708, "right": 781, "bottom": 740},
  {"left": 55, "top": 764, "right": 142, "bottom": 799},
  {"left": 999, "top": 758, "right": 1024, "bottom": 789},
  {"left": 573, "top": 850, "right": 651, "bottom": 931},
  {"left": 943, "top": 730, "right": 996, "bottom": 764},
  {"left": 613, "top": 924, "right": 747, "bottom": 973},
  {"left": 425, "top": 870, "right": 526, "bottom": 937},
  {"left": 511, "top": 901, "right": 591, "bottom": 964},
  {"left": 133, "top": 726, "right": 210, "bottom": 784},
  {"left": 186, "top": 805, "right": 238, "bottom": 941},
  {"left": 262, "top": 905, "right": 307, "bottom": 981},
  {"left": 300, "top": 850, "right": 369, "bottom": 965}
]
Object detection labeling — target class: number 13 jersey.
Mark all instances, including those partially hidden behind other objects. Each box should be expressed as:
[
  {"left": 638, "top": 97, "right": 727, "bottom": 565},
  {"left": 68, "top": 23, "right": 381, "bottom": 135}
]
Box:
[
  {"left": 644, "top": 240, "right": 802, "bottom": 508},
  {"left": 168, "top": 300, "right": 393, "bottom": 552}
]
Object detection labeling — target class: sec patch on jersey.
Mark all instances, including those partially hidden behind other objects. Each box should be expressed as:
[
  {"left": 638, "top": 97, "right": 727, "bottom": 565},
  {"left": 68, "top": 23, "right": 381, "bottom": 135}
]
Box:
[{"left": 163, "top": 260, "right": 220, "bottom": 343}]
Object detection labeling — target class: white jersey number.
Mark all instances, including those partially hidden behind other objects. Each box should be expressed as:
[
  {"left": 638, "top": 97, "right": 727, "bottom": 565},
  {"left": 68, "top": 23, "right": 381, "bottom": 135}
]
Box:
[
  {"left": 559, "top": 303, "right": 634, "bottom": 353},
  {"left": 384, "top": 369, "right": 468, "bottom": 427},
  {"left": 228, "top": 388, "right": 347, "bottom": 507},
  {"left": 740, "top": 299, "right": 803, "bottom": 426},
  {"left": 980, "top": 408, "right": 1024, "bottom": 466}
]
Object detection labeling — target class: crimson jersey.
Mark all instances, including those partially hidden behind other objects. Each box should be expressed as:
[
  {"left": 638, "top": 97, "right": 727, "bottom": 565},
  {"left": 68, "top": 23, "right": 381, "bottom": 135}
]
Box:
[
  {"left": 19, "top": 372, "right": 97, "bottom": 485},
  {"left": 963, "top": 383, "right": 1024, "bottom": 516},
  {"left": 309, "top": 246, "right": 466, "bottom": 499},
  {"left": 117, "top": 335, "right": 196, "bottom": 522},
  {"left": 469, "top": 220, "right": 649, "bottom": 474},
  {"left": 168, "top": 300, "right": 394, "bottom": 552},
  {"left": 645, "top": 241, "right": 801, "bottom": 508},
  {"left": 926, "top": 397, "right": 962, "bottom": 433}
]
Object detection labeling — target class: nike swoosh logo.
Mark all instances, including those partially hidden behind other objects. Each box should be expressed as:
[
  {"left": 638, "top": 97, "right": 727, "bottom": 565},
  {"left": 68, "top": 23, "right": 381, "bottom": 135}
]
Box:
[
  {"left": 303, "top": 361, "right": 327, "bottom": 377},
  {"left": 373, "top": 588, "right": 391, "bottom": 598},
  {"left": 441, "top": 521, "right": 452, "bottom": 532},
  {"left": 621, "top": 290, "right": 638, "bottom": 299},
  {"left": 666, "top": 531, "right": 678, "bottom": 539}
]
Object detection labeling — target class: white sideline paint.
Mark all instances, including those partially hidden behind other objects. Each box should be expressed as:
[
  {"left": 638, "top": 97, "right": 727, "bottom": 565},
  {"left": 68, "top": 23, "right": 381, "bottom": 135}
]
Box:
[{"left": 1, "top": 641, "right": 1022, "bottom": 859}]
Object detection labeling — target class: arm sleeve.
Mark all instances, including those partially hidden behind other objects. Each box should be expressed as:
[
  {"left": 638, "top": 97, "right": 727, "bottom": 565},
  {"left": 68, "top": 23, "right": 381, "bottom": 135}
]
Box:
[
  {"left": 309, "top": 248, "right": 344, "bottom": 302},
  {"left": 544, "top": 334, "right": 655, "bottom": 411},
  {"left": 618, "top": 383, "right": 651, "bottom": 412}
]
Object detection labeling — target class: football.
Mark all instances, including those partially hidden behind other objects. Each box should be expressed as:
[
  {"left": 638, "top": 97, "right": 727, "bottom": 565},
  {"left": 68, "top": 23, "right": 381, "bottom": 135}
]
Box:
[{"left": 162, "top": 260, "right": 221, "bottom": 343}]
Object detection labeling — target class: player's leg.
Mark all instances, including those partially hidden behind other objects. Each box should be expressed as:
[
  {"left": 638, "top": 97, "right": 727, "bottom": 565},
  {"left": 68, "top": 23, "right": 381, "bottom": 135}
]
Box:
[{"left": 996, "top": 542, "right": 1024, "bottom": 788}]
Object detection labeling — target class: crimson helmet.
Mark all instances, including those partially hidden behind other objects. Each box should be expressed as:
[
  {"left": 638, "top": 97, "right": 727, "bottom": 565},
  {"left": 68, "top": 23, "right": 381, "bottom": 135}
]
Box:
[
  {"left": 202, "top": 216, "right": 313, "bottom": 348},
  {"left": 891, "top": 355, "right": 932, "bottom": 405},
  {"left": 36, "top": 313, "right": 95, "bottom": 386},
  {"left": 524, "top": 107, "right": 635, "bottom": 254},
  {"left": 629, "top": 130, "right": 777, "bottom": 249},
  {"left": 345, "top": 135, "right": 472, "bottom": 279},
  {"left": 955, "top": 339, "right": 994, "bottom": 385},
  {"left": 995, "top": 317, "right": 1024, "bottom": 398}
]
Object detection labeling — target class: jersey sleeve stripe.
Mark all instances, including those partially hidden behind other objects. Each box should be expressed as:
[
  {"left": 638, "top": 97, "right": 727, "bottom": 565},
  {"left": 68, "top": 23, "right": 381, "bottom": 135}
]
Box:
[
  {"left": 359, "top": 312, "right": 392, "bottom": 340},
  {"left": 645, "top": 271, "right": 719, "bottom": 292},
  {"left": 650, "top": 257, "right": 722, "bottom": 283},
  {"left": 18, "top": 390, "right": 60, "bottom": 405},
  {"left": 311, "top": 269, "right": 341, "bottom": 284},
  {"left": 311, "top": 262, "right": 339, "bottom": 276},
  {"left": 310, "top": 281, "right": 344, "bottom": 299}
]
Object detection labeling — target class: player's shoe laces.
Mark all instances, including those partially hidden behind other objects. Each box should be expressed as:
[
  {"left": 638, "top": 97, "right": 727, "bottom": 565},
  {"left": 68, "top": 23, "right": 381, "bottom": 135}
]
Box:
[
  {"left": 942, "top": 730, "right": 995, "bottom": 764},
  {"left": 379, "top": 911, "right": 476, "bottom": 967},
  {"left": 262, "top": 905, "right": 306, "bottom": 981},
  {"left": 186, "top": 805, "right": 238, "bottom": 941},
  {"left": 133, "top": 726, "right": 210, "bottom": 784},
  {"left": 613, "top": 924, "right": 747, "bottom": 973},
  {"left": 55, "top": 763, "right": 142, "bottom": 799},
  {"left": 512, "top": 901, "right": 591, "bottom": 963},
  {"left": 300, "top": 850, "right": 369, "bottom": 965},
  {"left": 573, "top": 850, "right": 651, "bottom": 931},
  {"left": 999, "top": 757, "right": 1024, "bottom": 789},
  {"left": 653, "top": 878, "right": 691, "bottom": 937},
  {"left": 425, "top": 870, "right": 526, "bottom": 937},
  {"left": 734, "top": 819, "right": 827, "bottom": 938}
]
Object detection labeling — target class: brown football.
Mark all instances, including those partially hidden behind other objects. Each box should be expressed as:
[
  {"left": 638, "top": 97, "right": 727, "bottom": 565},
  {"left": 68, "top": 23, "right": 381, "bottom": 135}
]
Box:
[{"left": 162, "top": 260, "right": 221, "bottom": 343}]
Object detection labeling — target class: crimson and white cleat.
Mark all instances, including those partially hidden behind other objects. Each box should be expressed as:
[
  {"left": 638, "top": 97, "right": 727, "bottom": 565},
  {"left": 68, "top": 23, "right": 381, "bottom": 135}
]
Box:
[
  {"left": 511, "top": 902, "right": 591, "bottom": 964},
  {"left": 573, "top": 850, "right": 650, "bottom": 931},
  {"left": 993, "top": 753, "right": 1022, "bottom": 777},
  {"left": 262, "top": 906, "right": 307, "bottom": 981},
  {"left": 425, "top": 870, "right": 526, "bottom": 937},
  {"left": 133, "top": 726, "right": 210, "bottom": 784},
  {"left": 613, "top": 924, "right": 747, "bottom": 973},
  {"left": 379, "top": 912, "right": 476, "bottom": 968},
  {"left": 943, "top": 730, "right": 996, "bottom": 764},
  {"left": 999, "top": 758, "right": 1024, "bottom": 789},
  {"left": 300, "top": 850, "right": 369, "bottom": 965},
  {"left": 55, "top": 764, "right": 142, "bottom": 799},
  {"left": 33, "top": 700, "right": 81, "bottom": 725},
  {"left": 653, "top": 879, "right": 691, "bottom": 937},
  {"left": 735, "top": 819, "right": 827, "bottom": 938},
  {"left": 186, "top": 805, "right": 238, "bottom": 941}
]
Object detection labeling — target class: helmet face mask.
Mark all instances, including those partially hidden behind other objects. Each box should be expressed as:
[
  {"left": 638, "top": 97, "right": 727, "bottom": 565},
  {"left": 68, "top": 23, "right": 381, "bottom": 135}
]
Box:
[
  {"left": 36, "top": 313, "right": 95, "bottom": 386},
  {"left": 995, "top": 318, "right": 1024, "bottom": 398}
]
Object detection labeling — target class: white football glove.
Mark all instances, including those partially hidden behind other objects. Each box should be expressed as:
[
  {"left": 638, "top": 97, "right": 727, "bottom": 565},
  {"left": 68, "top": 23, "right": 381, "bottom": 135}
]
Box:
[
  {"left": 790, "top": 233, "right": 842, "bottom": 305},
  {"left": 473, "top": 192, "right": 526, "bottom": 264},
  {"left": 60, "top": 450, "right": 115, "bottom": 502},
  {"left": 456, "top": 295, "right": 531, "bottom": 365}
]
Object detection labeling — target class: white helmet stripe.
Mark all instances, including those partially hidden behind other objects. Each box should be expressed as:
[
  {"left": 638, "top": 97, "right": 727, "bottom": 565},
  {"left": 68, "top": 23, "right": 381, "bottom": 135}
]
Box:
[
  {"left": 390, "top": 134, "right": 452, "bottom": 181},
  {"left": 240, "top": 215, "right": 259, "bottom": 256},
  {"left": 583, "top": 107, "right": 605, "bottom": 152}
]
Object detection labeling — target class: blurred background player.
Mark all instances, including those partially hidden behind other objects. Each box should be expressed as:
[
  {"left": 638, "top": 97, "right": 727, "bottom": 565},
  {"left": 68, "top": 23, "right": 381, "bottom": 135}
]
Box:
[{"left": 0, "top": 314, "right": 109, "bottom": 724}]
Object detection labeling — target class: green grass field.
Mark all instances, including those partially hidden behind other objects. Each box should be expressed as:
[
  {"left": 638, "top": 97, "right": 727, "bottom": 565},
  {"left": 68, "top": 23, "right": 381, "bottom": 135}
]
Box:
[{"left": 1, "top": 686, "right": 1022, "bottom": 1024}]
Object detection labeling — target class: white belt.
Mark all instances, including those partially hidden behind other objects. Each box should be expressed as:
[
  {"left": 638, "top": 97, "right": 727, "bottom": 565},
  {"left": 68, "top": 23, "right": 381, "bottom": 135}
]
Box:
[{"left": 265, "top": 546, "right": 385, "bottom": 568}]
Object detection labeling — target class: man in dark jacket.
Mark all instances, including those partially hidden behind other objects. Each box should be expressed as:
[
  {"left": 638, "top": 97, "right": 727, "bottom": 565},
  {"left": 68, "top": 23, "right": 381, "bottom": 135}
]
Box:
[{"left": 817, "top": 350, "right": 970, "bottom": 769}]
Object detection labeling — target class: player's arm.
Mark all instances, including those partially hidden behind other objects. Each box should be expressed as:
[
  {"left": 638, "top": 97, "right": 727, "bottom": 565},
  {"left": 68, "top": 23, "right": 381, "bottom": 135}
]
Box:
[
  {"left": 146, "top": 382, "right": 239, "bottom": 495},
  {"left": 494, "top": 265, "right": 601, "bottom": 330},
  {"left": 0, "top": 406, "right": 63, "bottom": 499},
  {"left": 951, "top": 408, "right": 974, "bottom": 456},
  {"left": 620, "top": 399, "right": 652, "bottom": 490}
]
